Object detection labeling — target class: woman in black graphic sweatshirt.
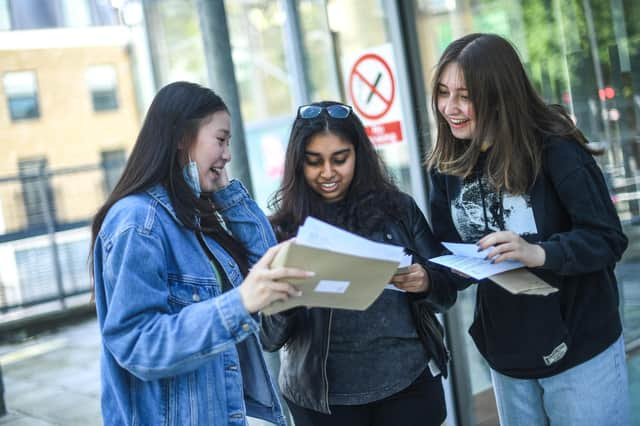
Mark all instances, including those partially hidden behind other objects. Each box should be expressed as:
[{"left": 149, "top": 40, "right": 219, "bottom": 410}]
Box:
[{"left": 427, "top": 33, "right": 630, "bottom": 425}]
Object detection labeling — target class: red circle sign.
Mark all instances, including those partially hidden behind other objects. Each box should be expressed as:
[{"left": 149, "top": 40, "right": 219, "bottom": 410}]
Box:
[{"left": 348, "top": 53, "right": 395, "bottom": 120}]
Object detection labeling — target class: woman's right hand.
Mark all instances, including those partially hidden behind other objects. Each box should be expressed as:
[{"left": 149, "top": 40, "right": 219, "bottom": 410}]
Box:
[{"left": 238, "top": 242, "right": 314, "bottom": 314}]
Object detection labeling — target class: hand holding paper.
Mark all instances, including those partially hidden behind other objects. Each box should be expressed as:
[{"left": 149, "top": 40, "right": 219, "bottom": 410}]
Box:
[
  {"left": 429, "top": 242, "right": 557, "bottom": 296},
  {"left": 262, "top": 217, "right": 408, "bottom": 315},
  {"left": 477, "top": 230, "right": 546, "bottom": 268}
]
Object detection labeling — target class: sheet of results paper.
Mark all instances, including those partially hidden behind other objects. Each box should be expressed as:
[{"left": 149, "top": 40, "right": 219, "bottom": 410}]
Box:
[{"left": 429, "top": 242, "right": 524, "bottom": 280}]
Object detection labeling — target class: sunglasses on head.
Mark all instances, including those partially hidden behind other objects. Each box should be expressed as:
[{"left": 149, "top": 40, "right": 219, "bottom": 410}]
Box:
[{"left": 297, "top": 104, "right": 352, "bottom": 119}]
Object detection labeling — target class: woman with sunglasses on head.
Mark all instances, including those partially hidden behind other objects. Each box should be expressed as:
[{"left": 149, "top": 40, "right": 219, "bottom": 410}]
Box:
[
  {"left": 428, "top": 33, "right": 630, "bottom": 425},
  {"left": 90, "top": 82, "right": 311, "bottom": 425},
  {"left": 260, "top": 101, "right": 458, "bottom": 426}
]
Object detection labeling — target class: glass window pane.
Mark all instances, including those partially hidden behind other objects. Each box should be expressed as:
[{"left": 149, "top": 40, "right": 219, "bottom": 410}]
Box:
[
  {"left": 3, "top": 71, "right": 40, "bottom": 121},
  {"left": 10, "top": 0, "right": 64, "bottom": 29},
  {"left": 0, "top": 0, "right": 10, "bottom": 30},
  {"left": 62, "top": 0, "right": 92, "bottom": 27},
  {"left": 225, "top": 0, "right": 293, "bottom": 122},
  {"left": 86, "top": 65, "right": 119, "bottom": 111}
]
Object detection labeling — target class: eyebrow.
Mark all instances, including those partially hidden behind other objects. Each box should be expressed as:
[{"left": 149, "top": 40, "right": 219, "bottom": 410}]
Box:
[
  {"left": 437, "top": 82, "right": 468, "bottom": 91},
  {"left": 304, "top": 148, "right": 352, "bottom": 156}
]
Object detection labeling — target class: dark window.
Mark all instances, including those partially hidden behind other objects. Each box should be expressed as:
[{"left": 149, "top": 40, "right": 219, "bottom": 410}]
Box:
[
  {"left": 86, "top": 65, "right": 119, "bottom": 112},
  {"left": 8, "top": 95, "right": 39, "bottom": 120},
  {"left": 101, "top": 149, "right": 126, "bottom": 194},
  {"left": 4, "top": 71, "right": 40, "bottom": 121},
  {"left": 18, "top": 158, "right": 56, "bottom": 229},
  {"left": 92, "top": 89, "right": 118, "bottom": 111}
]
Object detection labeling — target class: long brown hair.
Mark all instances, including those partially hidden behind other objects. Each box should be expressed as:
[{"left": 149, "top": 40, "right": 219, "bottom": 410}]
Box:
[{"left": 427, "top": 33, "right": 597, "bottom": 194}]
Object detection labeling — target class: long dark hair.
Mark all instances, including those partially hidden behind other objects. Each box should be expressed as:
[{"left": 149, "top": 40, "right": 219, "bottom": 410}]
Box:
[
  {"left": 269, "top": 101, "right": 401, "bottom": 240},
  {"left": 427, "top": 33, "right": 597, "bottom": 194},
  {"left": 90, "top": 82, "right": 248, "bottom": 284}
]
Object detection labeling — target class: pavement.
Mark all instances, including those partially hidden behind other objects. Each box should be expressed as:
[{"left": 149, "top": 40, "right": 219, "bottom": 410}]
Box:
[
  {"left": 0, "top": 316, "right": 278, "bottom": 426},
  {"left": 0, "top": 316, "right": 639, "bottom": 426}
]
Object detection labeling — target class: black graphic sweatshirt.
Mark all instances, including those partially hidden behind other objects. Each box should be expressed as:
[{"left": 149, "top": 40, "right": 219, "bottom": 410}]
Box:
[{"left": 428, "top": 135, "right": 628, "bottom": 378}]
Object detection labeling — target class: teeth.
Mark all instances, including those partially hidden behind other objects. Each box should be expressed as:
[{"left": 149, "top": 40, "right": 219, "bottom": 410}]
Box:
[
  {"left": 321, "top": 183, "right": 337, "bottom": 188},
  {"left": 450, "top": 118, "right": 468, "bottom": 124}
]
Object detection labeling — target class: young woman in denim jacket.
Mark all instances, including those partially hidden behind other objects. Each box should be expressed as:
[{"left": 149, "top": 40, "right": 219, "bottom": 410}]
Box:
[
  {"left": 428, "top": 33, "right": 630, "bottom": 425},
  {"left": 90, "top": 82, "right": 310, "bottom": 426},
  {"left": 261, "top": 101, "right": 458, "bottom": 426}
]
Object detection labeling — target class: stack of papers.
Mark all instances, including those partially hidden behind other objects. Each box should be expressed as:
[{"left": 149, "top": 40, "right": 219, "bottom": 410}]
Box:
[
  {"left": 262, "top": 217, "right": 409, "bottom": 315},
  {"left": 429, "top": 242, "right": 557, "bottom": 296}
]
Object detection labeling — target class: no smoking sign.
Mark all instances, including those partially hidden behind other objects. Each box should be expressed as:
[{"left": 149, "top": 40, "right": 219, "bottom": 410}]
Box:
[
  {"left": 349, "top": 53, "right": 395, "bottom": 120},
  {"left": 345, "top": 45, "right": 404, "bottom": 146}
]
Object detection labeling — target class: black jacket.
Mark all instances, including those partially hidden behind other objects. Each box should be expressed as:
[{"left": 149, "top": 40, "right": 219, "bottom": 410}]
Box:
[
  {"left": 260, "top": 192, "right": 457, "bottom": 413},
  {"left": 429, "top": 135, "right": 628, "bottom": 378}
]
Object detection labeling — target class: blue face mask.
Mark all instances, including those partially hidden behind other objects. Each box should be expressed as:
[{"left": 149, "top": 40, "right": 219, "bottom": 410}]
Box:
[{"left": 182, "top": 158, "right": 201, "bottom": 198}]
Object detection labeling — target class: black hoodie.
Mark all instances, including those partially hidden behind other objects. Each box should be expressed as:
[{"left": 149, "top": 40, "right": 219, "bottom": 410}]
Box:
[{"left": 428, "top": 135, "right": 628, "bottom": 378}]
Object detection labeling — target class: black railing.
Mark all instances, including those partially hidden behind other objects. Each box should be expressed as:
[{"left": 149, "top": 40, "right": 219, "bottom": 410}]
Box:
[{"left": 0, "top": 160, "right": 124, "bottom": 319}]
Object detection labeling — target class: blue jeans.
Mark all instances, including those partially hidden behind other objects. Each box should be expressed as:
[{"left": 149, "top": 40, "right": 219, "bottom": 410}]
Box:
[{"left": 490, "top": 334, "right": 630, "bottom": 426}]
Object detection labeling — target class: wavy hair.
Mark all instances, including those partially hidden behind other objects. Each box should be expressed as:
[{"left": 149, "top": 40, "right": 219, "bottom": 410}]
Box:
[
  {"left": 427, "top": 33, "right": 596, "bottom": 194},
  {"left": 269, "top": 101, "right": 401, "bottom": 240}
]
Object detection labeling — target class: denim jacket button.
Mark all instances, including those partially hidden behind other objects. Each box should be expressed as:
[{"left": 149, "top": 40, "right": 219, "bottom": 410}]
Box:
[
  {"left": 241, "top": 323, "right": 251, "bottom": 332},
  {"left": 386, "top": 233, "right": 393, "bottom": 240},
  {"left": 226, "top": 364, "right": 238, "bottom": 371},
  {"left": 192, "top": 293, "right": 200, "bottom": 302}
]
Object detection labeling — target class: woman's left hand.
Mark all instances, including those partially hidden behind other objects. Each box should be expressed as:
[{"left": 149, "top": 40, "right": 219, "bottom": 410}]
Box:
[
  {"left": 390, "top": 263, "right": 430, "bottom": 293},
  {"left": 477, "top": 230, "right": 546, "bottom": 268}
]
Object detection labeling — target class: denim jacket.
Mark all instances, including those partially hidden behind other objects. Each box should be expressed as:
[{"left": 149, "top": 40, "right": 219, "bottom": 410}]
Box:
[{"left": 93, "top": 180, "right": 286, "bottom": 426}]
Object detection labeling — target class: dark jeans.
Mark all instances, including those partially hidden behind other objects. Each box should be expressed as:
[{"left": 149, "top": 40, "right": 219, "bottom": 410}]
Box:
[{"left": 285, "top": 371, "right": 446, "bottom": 426}]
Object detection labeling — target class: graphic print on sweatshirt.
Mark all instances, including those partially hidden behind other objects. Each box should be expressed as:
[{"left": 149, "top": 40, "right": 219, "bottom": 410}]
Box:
[{"left": 451, "top": 175, "right": 538, "bottom": 242}]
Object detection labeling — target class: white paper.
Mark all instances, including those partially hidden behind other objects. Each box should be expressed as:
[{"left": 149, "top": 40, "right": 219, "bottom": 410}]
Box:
[
  {"left": 296, "top": 217, "right": 405, "bottom": 262},
  {"left": 430, "top": 242, "right": 525, "bottom": 280},
  {"left": 314, "top": 280, "right": 350, "bottom": 293}
]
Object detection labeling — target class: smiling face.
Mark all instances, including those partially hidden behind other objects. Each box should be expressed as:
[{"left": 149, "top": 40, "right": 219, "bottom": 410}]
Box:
[
  {"left": 303, "top": 132, "right": 356, "bottom": 203},
  {"left": 187, "top": 110, "right": 232, "bottom": 192},
  {"left": 436, "top": 62, "right": 476, "bottom": 140}
]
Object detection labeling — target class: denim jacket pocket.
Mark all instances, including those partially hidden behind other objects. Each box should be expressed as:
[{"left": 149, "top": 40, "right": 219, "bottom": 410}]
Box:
[{"left": 167, "top": 274, "right": 219, "bottom": 310}]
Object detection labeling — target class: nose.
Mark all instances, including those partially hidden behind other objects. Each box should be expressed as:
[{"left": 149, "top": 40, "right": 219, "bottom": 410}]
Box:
[
  {"left": 320, "top": 162, "right": 334, "bottom": 179},
  {"left": 221, "top": 144, "right": 231, "bottom": 162},
  {"left": 443, "top": 97, "right": 461, "bottom": 115}
]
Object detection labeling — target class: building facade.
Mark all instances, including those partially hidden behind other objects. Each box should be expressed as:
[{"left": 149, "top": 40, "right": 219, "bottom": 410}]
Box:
[{"left": 0, "top": 0, "right": 139, "bottom": 312}]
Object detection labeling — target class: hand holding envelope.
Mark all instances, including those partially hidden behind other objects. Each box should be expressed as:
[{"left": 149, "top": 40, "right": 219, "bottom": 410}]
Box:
[
  {"left": 428, "top": 242, "right": 557, "bottom": 296},
  {"left": 262, "top": 217, "right": 409, "bottom": 315}
]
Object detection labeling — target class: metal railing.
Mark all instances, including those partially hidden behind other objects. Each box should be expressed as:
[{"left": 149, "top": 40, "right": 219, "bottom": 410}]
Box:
[{"left": 0, "top": 161, "right": 123, "bottom": 320}]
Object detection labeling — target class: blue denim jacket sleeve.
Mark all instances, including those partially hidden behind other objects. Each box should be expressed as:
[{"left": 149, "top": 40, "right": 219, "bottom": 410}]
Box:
[
  {"left": 212, "top": 179, "right": 277, "bottom": 265},
  {"left": 99, "top": 226, "right": 259, "bottom": 381}
]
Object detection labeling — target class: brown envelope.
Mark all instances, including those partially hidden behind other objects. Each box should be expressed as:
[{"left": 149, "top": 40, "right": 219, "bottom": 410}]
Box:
[
  {"left": 262, "top": 241, "right": 399, "bottom": 315},
  {"left": 488, "top": 269, "right": 558, "bottom": 296}
]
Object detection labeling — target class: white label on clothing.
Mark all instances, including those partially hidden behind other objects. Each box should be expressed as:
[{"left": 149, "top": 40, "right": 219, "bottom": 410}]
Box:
[
  {"left": 543, "top": 342, "right": 568, "bottom": 366},
  {"left": 314, "top": 280, "right": 350, "bottom": 294}
]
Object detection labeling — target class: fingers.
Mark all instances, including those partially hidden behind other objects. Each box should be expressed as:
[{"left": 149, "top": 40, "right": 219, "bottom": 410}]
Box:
[
  {"left": 253, "top": 242, "right": 287, "bottom": 269},
  {"left": 262, "top": 281, "right": 302, "bottom": 298},
  {"left": 477, "top": 230, "right": 518, "bottom": 250},
  {"left": 262, "top": 266, "right": 315, "bottom": 281},
  {"left": 390, "top": 264, "right": 428, "bottom": 292},
  {"left": 483, "top": 242, "right": 516, "bottom": 263}
]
